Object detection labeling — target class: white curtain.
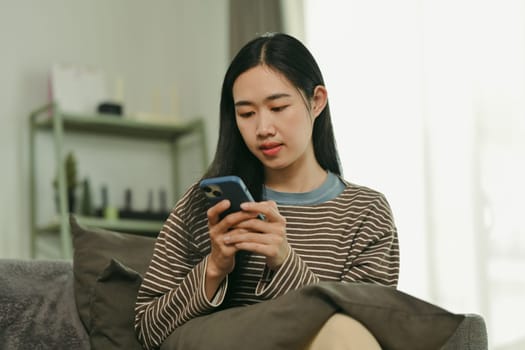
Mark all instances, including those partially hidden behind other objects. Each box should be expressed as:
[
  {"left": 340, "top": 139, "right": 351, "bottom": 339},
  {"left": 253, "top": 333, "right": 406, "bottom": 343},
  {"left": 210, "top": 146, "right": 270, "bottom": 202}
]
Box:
[
  {"left": 304, "top": 0, "right": 525, "bottom": 348},
  {"left": 229, "top": 0, "right": 284, "bottom": 59}
]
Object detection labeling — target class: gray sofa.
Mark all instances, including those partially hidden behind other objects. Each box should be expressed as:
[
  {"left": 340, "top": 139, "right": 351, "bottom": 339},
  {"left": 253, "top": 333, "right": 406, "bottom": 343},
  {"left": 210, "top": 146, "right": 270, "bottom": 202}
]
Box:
[
  {"left": 0, "top": 218, "right": 489, "bottom": 349},
  {"left": 0, "top": 259, "right": 89, "bottom": 349}
]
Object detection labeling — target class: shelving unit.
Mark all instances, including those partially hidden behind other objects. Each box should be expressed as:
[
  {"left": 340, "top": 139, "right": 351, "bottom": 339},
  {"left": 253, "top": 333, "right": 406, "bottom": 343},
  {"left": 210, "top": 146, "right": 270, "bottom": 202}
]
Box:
[{"left": 29, "top": 103, "right": 208, "bottom": 259}]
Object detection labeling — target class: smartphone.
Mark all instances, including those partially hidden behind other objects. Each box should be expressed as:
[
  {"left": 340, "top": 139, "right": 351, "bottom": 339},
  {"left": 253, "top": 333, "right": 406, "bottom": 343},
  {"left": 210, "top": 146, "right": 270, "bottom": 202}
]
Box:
[{"left": 199, "top": 175, "right": 261, "bottom": 220}]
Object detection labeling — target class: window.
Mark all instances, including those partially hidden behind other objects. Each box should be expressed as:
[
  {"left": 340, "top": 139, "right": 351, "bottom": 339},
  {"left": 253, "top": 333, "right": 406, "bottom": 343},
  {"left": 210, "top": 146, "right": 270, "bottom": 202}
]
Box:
[{"left": 305, "top": 1, "right": 525, "bottom": 348}]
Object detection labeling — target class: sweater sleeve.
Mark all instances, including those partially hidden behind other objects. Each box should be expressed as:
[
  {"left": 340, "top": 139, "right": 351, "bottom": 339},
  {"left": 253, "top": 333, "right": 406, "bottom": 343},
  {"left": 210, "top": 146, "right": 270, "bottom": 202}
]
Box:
[
  {"left": 255, "top": 191, "right": 399, "bottom": 298},
  {"left": 254, "top": 248, "right": 319, "bottom": 298},
  {"left": 134, "top": 187, "right": 227, "bottom": 350},
  {"left": 343, "top": 193, "right": 400, "bottom": 287}
]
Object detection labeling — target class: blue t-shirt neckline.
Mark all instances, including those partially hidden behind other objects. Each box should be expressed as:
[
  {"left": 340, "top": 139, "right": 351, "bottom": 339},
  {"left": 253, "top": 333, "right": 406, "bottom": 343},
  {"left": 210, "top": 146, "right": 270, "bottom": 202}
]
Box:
[{"left": 263, "top": 172, "right": 345, "bottom": 205}]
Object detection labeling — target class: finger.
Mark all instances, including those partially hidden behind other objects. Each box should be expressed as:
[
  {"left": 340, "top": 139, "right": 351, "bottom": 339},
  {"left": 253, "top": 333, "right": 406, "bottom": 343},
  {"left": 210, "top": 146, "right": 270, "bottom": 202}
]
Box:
[
  {"left": 210, "top": 231, "right": 239, "bottom": 254},
  {"left": 231, "top": 234, "right": 290, "bottom": 269},
  {"left": 219, "top": 209, "right": 261, "bottom": 229},
  {"left": 240, "top": 201, "right": 281, "bottom": 222},
  {"left": 234, "top": 219, "right": 278, "bottom": 235},
  {"left": 207, "top": 199, "right": 231, "bottom": 225},
  {"left": 222, "top": 228, "right": 249, "bottom": 245},
  {"left": 233, "top": 240, "right": 283, "bottom": 258},
  {"left": 234, "top": 241, "right": 266, "bottom": 253},
  {"left": 224, "top": 229, "right": 273, "bottom": 245}
]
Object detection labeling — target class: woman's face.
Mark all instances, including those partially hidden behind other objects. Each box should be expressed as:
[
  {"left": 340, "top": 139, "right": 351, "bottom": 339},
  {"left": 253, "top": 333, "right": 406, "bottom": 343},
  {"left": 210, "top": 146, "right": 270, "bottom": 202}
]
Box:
[{"left": 232, "top": 65, "right": 322, "bottom": 173}]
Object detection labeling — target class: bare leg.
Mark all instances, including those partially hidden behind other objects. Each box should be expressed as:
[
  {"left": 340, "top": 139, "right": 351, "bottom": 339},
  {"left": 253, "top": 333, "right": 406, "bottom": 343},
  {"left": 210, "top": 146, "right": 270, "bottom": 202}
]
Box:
[{"left": 305, "top": 313, "right": 382, "bottom": 350}]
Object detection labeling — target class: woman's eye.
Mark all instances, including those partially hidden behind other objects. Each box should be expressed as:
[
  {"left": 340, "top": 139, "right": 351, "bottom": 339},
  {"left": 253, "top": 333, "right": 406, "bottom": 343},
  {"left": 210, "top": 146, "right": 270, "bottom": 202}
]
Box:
[
  {"left": 238, "top": 111, "right": 255, "bottom": 118},
  {"left": 271, "top": 105, "right": 288, "bottom": 112}
]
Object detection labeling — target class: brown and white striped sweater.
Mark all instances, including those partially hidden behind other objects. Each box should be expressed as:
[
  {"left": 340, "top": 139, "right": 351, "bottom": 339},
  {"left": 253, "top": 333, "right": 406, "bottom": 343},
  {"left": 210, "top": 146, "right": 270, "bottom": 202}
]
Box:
[{"left": 134, "top": 181, "right": 400, "bottom": 349}]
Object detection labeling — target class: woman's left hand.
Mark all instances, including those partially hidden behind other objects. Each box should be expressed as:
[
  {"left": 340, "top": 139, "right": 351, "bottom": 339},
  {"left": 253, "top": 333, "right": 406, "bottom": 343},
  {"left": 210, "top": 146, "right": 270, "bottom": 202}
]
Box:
[{"left": 223, "top": 200, "right": 290, "bottom": 270}]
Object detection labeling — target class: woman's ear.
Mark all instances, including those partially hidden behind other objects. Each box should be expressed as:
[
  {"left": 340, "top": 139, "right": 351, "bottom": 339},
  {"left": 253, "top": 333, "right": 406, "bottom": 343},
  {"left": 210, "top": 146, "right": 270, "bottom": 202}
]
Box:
[{"left": 311, "top": 85, "right": 328, "bottom": 118}]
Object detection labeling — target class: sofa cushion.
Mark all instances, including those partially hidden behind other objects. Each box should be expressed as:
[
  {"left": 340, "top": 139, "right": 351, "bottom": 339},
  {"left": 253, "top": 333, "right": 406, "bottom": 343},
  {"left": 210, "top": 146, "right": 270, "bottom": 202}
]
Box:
[
  {"left": 89, "top": 258, "right": 144, "bottom": 349},
  {"left": 70, "top": 215, "right": 155, "bottom": 334},
  {"left": 0, "top": 259, "right": 89, "bottom": 349}
]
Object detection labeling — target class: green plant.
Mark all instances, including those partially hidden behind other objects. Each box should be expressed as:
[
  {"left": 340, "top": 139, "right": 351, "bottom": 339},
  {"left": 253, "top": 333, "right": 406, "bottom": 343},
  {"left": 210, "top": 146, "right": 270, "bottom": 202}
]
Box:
[
  {"left": 53, "top": 151, "right": 78, "bottom": 191},
  {"left": 65, "top": 152, "right": 78, "bottom": 190},
  {"left": 52, "top": 151, "right": 79, "bottom": 213}
]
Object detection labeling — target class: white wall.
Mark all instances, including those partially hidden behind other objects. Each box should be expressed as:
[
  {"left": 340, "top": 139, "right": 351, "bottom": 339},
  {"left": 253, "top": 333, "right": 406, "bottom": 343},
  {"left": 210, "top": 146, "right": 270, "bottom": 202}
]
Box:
[{"left": 0, "top": 0, "right": 228, "bottom": 258}]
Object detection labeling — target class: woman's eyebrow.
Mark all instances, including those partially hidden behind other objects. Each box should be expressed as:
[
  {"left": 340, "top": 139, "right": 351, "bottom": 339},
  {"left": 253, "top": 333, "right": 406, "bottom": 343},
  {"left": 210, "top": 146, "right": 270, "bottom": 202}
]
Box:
[
  {"left": 235, "top": 93, "right": 292, "bottom": 107},
  {"left": 265, "top": 93, "right": 291, "bottom": 101}
]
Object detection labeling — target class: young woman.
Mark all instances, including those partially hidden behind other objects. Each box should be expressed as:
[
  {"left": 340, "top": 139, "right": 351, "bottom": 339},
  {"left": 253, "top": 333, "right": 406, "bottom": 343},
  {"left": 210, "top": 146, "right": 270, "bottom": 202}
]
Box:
[{"left": 134, "top": 33, "right": 399, "bottom": 349}]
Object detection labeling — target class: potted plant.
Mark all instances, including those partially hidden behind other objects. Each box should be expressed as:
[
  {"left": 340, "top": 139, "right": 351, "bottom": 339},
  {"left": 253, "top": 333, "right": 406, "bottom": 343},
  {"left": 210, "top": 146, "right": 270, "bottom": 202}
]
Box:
[{"left": 53, "top": 151, "right": 79, "bottom": 213}]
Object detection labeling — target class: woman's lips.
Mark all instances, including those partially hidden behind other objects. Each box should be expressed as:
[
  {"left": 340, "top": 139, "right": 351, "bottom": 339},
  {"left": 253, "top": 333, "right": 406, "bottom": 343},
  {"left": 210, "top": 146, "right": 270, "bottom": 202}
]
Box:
[{"left": 260, "top": 143, "right": 282, "bottom": 156}]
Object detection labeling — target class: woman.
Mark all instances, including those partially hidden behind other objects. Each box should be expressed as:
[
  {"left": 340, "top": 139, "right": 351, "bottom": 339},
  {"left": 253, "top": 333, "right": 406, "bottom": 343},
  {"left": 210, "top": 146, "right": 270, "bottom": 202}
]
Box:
[{"left": 135, "top": 33, "right": 399, "bottom": 349}]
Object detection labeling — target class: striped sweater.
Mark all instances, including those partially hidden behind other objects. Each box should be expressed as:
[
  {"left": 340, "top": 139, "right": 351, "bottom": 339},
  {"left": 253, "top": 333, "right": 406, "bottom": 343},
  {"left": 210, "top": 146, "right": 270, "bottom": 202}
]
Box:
[{"left": 134, "top": 181, "right": 400, "bottom": 349}]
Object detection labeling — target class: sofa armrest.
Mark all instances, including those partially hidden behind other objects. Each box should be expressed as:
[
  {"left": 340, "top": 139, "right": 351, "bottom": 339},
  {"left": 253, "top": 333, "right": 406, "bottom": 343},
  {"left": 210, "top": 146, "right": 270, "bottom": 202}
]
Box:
[{"left": 441, "top": 313, "right": 488, "bottom": 350}]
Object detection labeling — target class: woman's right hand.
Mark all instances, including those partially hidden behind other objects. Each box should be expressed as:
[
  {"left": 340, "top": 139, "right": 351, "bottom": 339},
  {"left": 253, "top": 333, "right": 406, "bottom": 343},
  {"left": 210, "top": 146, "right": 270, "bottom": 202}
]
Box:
[
  {"left": 206, "top": 199, "right": 238, "bottom": 279},
  {"left": 205, "top": 200, "right": 261, "bottom": 300}
]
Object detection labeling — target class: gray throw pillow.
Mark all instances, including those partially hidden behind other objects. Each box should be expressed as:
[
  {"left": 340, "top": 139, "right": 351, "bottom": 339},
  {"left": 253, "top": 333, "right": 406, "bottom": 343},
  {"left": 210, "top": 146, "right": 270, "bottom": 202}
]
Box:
[
  {"left": 70, "top": 215, "right": 155, "bottom": 334},
  {"left": 162, "top": 282, "right": 465, "bottom": 350},
  {"left": 89, "top": 258, "right": 144, "bottom": 349}
]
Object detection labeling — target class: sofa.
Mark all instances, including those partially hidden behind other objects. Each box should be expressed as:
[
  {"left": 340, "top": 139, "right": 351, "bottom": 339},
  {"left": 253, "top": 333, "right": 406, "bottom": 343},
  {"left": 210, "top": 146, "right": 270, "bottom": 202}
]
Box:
[{"left": 0, "top": 216, "right": 488, "bottom": 349}]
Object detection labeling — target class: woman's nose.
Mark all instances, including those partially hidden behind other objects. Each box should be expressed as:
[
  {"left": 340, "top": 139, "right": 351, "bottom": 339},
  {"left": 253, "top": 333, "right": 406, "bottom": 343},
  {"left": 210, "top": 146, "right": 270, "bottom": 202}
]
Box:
[{"left": 256, "top": 112, "right": 276, "bottom": 137}]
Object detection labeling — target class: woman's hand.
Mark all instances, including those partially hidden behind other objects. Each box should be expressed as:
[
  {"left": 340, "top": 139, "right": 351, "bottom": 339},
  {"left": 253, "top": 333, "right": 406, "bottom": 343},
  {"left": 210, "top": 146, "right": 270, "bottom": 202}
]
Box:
[
  {"left": 205, "top": 199, "right": 254, "bottom": 300},
  {"left": 205, "top": 199, "right": 289, "bottom": 300},
  {"left": 206, "top": 199, "right": 238, "bottom": 278},
  {"left": 223, "top": 200, "right": 290, "bottom": 270}
]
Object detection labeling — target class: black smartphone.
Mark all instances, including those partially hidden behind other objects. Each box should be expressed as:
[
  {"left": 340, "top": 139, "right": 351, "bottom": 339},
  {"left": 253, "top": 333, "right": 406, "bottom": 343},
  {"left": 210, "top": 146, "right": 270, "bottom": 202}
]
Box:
[{"left": 199, "top": 175, "right": 262, "bottom": 220}]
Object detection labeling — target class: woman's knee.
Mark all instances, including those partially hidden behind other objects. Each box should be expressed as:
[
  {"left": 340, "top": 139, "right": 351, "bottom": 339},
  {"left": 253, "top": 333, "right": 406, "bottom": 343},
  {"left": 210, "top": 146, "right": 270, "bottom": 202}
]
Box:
[{"left": 305, "top": 313, "right": 381, "bottom": 350}]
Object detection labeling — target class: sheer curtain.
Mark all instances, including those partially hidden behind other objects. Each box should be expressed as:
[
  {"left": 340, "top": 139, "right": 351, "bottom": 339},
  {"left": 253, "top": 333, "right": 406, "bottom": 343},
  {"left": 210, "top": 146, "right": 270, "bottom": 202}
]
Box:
[
  {"left": 229, "top": 0, "right": 283, "bottom": 59},
  {"left": 304, "top": 0, "right": 525, "bottom": 349}
]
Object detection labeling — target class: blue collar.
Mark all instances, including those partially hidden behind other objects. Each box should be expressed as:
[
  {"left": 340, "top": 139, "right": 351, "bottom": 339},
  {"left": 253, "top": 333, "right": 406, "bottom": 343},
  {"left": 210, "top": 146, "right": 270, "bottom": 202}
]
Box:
[{"left": 263, "top": 172, "right": 345, "bottom": 205}]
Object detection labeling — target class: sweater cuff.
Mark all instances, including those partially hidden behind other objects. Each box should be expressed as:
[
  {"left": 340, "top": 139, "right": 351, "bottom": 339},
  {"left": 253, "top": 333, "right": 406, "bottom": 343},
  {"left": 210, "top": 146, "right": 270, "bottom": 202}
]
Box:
[
  {"left": 254, "top": 248, "right": 317, "bottom": 298},
  {"left": 202, "top": 257, "right": 228, "bottom": 307}
]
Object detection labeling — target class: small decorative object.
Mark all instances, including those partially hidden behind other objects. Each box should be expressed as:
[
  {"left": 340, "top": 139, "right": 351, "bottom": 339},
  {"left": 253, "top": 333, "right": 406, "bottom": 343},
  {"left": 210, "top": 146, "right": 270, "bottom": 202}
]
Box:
[
  {"left": 104, "top": 206, "right": 119, "bottom": 220},
  {"left": 98, "top": 185, "right": 118, "bottom": 220},
  {"left": 53, "top": 151, "right": 79, "bottom": 213},
  {"left": 159, "top": 188, "right": 167, "bottom": 212},
  {"left": 97, "top": 101, "right": 123, "bottom": 116},
  {"left": 119, "top": 187, "right": 169, "bottom": 221},
  {"left": 123, "top": 188, "right": 132, "bottom": 211},
  {"left": 65, "top": 152, "right": 78, "bottom": 213},
  {"left": 97, "top": 77, "right": 125, "bottom": 116},
  {"left": 100, "top": 185, "right": 108, "bottom": 209},
  {"left": 50, "top": 63, "right": 109, "bottom": 115},
  {"left": 94, "top": 185, "right": 108, "bottom": 218},
  {"left": 147, "top": 189, "right": 154, "bottom": 212},
  {"left": 80, "top": 178, "right": 94, "bottom": 216}
]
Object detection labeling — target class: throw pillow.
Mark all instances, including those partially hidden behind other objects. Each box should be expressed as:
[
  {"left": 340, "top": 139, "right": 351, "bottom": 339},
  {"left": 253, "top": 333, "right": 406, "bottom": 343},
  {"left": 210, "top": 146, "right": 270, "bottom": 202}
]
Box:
[
  {"left": 70, "top": 215, "right": 156, "bottom": 333},
  {"left": 89, "top": 258, "right": 144, "bottom": 350},
  {"left": 162, "top": 282, "right": 465, "bottom": 350}
]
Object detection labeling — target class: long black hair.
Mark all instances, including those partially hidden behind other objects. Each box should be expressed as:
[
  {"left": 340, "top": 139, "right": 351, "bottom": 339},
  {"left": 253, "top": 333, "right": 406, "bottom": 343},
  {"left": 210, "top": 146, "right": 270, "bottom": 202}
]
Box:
[{"left": 204, "top": 33, "right": 341, "bottom": 200}]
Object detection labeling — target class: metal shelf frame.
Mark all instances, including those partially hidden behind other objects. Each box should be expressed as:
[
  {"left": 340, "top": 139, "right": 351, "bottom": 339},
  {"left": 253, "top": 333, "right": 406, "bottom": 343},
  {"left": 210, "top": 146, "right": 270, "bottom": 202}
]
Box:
[{"left": 29, "top": 103, "right": 208, "bottom": 258}]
